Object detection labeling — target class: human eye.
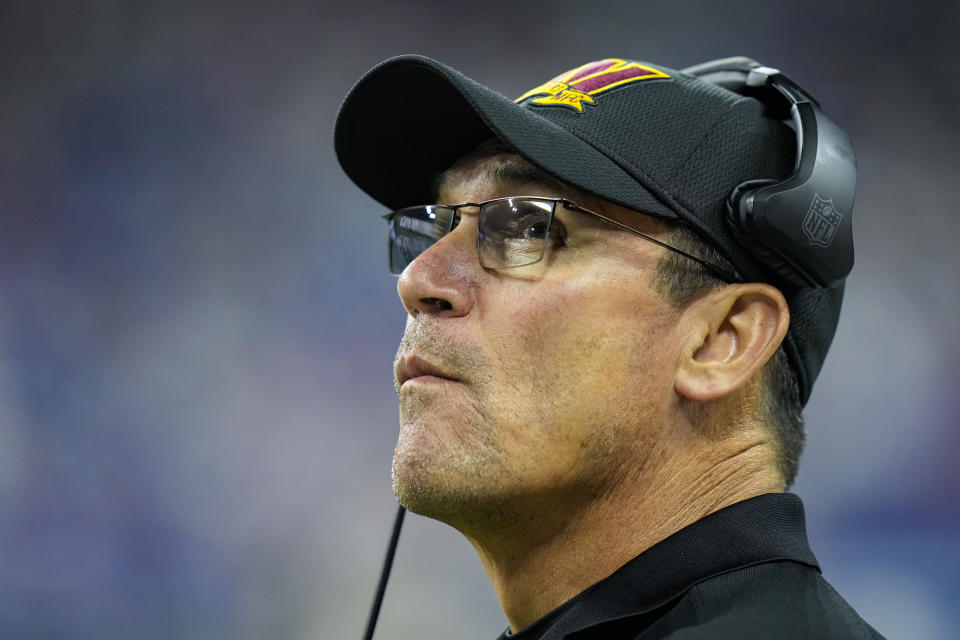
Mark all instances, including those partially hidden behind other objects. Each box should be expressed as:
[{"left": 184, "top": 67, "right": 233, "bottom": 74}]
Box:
[
  {"left": 478, "top": 199, "right": 567, "bottom": 267},
  {"left": 505, "top": 201, "right": 565, "bottom": 240},
  {"left": 503, "top": 202, "right": 564, "bottom": 247},
  {"left": 511, "top": 211, "right": 555, "bottom": 240}
]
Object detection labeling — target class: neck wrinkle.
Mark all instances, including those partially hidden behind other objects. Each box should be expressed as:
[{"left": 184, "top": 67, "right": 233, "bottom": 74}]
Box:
[{"left": 464, "top": 431, "right": 783, "bottom": 633}]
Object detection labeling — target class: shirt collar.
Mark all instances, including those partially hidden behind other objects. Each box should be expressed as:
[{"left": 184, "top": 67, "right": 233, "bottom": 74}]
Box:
[{"left": 502, "top": 493, "right": 819, "bottom": 639}]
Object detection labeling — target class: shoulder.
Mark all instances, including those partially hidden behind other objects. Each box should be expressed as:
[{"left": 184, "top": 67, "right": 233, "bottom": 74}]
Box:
[{"left": 655, "top": 561, "right": 886, "bottom": 640}]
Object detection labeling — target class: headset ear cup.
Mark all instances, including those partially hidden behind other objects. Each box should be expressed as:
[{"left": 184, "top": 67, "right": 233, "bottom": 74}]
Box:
[{"left": 725, "top": 180, "right": 810, "bottom": 288}]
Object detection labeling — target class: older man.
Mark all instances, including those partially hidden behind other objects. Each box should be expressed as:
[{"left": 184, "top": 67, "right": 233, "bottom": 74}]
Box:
[{"left": 335, "top": 55, "right": 884, "bottom": 639}]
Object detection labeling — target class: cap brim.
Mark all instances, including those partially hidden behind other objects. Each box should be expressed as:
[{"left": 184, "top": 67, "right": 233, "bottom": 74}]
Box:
[{"left": 334, "top": 54, "right": 677, "bottom": 218}]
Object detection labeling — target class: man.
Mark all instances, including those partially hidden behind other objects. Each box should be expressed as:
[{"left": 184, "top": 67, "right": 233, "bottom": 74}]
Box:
[{"left": 335, "top": 55, "right": 884, "bottom": 639}]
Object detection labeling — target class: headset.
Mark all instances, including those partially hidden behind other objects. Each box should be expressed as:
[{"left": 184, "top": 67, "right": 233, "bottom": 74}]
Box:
[{"left": 682, "top": 57, "right": 856, "bottom": 289}]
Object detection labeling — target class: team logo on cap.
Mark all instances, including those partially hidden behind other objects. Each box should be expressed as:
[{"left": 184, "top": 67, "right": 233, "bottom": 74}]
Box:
[
  {"left": 802, "top": 194, "right": 844, "bottom": 247},
  {"left": 516, "top": 58, "right": 669, "bottom": 112}
]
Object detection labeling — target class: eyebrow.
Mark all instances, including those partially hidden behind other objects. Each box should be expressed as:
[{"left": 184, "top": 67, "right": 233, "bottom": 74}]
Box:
[
  {"left": 431, "top": 156, "right": 573, "bottom": 201},
  {"left": 489, "top": 163, "right": 567, "bottom": 192}
]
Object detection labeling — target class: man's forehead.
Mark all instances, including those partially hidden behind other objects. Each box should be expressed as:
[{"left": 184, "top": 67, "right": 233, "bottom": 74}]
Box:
[{"left": 434, "top": 149, "right": 572, "bottom": 203}]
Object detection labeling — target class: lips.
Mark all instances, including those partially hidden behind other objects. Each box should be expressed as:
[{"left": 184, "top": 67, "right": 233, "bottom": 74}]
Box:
[{"left": 395, "top": 354, "right": 461, "bottom": 387}]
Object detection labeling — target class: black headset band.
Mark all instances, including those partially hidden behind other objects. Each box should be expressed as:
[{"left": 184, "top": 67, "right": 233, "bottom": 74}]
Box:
[{"left": 683, "top": 57, "right": 856, "bottom": 289}]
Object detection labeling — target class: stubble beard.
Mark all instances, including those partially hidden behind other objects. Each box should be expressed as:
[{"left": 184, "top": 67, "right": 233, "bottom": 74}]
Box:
[
  {"left": 389, "top": 315, "right": 661, "bottom": 538},
  {"left": 391, "top": 323, "right": 514, "bottom": 530}
]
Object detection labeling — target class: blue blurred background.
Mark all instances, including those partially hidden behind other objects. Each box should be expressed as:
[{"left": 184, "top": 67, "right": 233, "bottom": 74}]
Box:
[{"left": 1, "top": 1, "right": 958, "bottom": 638}]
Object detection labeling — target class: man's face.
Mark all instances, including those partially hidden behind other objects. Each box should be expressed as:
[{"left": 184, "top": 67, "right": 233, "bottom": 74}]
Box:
[{"left": 391, "top": 151, "right": 686, "bottom": 530}]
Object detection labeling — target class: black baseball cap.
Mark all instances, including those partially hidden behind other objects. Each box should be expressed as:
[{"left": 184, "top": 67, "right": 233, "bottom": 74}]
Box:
[{"left": 334, "top": 54, "right": 846, "bottom": 405}]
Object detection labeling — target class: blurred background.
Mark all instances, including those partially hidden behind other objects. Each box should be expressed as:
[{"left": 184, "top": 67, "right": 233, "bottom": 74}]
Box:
[{"left": 1, "top": 0, "right": 958, "bottom": 638}]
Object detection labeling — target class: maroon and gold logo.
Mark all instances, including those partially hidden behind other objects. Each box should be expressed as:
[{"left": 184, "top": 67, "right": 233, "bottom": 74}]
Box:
[{"left": 516, "top": 58, "right": 670, "bottom": 112}]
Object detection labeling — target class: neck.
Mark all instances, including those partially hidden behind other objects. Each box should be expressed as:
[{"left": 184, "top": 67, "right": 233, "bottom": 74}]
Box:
[{"left": 462, "top": 430, "right": 783, "bottom": 633}]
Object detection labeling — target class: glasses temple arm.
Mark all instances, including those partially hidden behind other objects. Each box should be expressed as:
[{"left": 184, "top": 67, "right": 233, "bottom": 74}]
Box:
[{"left": 562, "top": 202, "right": 739, "bottom": 283}]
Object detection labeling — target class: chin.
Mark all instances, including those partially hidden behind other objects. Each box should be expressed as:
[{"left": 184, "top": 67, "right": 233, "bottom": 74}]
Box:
[
  {"left": 392, "top": 460, "right": 469, "bottom": 524},
  {"left": 391, "top": 428, "right": 514, "bottom": 530},
  {"left": 392, "top": 433, "right": 463, "bottom": 518}
]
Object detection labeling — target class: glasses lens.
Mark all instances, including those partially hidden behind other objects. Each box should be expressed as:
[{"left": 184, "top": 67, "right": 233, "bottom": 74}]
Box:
[
  {"left": 478, "top": 198, "right": 555, "bottom": 268},
  {"left": 387, "top": 206, "right": 457, "bottom": 275}
]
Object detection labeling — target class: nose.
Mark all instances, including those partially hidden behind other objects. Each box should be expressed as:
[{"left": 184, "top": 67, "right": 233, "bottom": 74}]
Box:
[{"left": 396, "top": 220, "right": 478, "bottom": 319}]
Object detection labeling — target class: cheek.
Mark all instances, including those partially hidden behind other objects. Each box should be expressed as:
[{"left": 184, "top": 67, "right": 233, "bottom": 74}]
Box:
[{"left": 482, "top": 276, "right": 671, "bottom": 433}]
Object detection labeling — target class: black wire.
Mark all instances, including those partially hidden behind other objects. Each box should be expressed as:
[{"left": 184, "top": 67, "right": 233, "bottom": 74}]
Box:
[{"left": 362, "top": 503, "right": 406, "bottom": 640}]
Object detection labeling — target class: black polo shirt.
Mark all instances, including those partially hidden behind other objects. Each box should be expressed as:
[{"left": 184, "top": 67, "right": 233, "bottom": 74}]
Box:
[{"left": 498, "top": 493, "right": 885, "bottom": 639}]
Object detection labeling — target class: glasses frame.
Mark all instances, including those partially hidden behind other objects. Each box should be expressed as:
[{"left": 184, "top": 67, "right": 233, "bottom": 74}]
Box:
[{"left": 383, "top": 196, "right": 738, "bottom": 283}]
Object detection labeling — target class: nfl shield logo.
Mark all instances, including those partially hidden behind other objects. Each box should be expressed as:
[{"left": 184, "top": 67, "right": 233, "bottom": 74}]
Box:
[{"left": 802, "top": 194, "right": 843, "bottom": 248}]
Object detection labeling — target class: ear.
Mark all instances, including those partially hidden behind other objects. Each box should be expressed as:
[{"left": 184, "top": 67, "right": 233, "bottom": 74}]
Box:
[{"left": 674, "top": 284, "right": 790, "bottom": 403}]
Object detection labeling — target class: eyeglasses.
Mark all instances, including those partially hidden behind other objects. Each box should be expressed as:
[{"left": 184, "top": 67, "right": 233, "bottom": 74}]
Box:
[{"left": 383, "top": 196, "right": 737, "bottom": 282}]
